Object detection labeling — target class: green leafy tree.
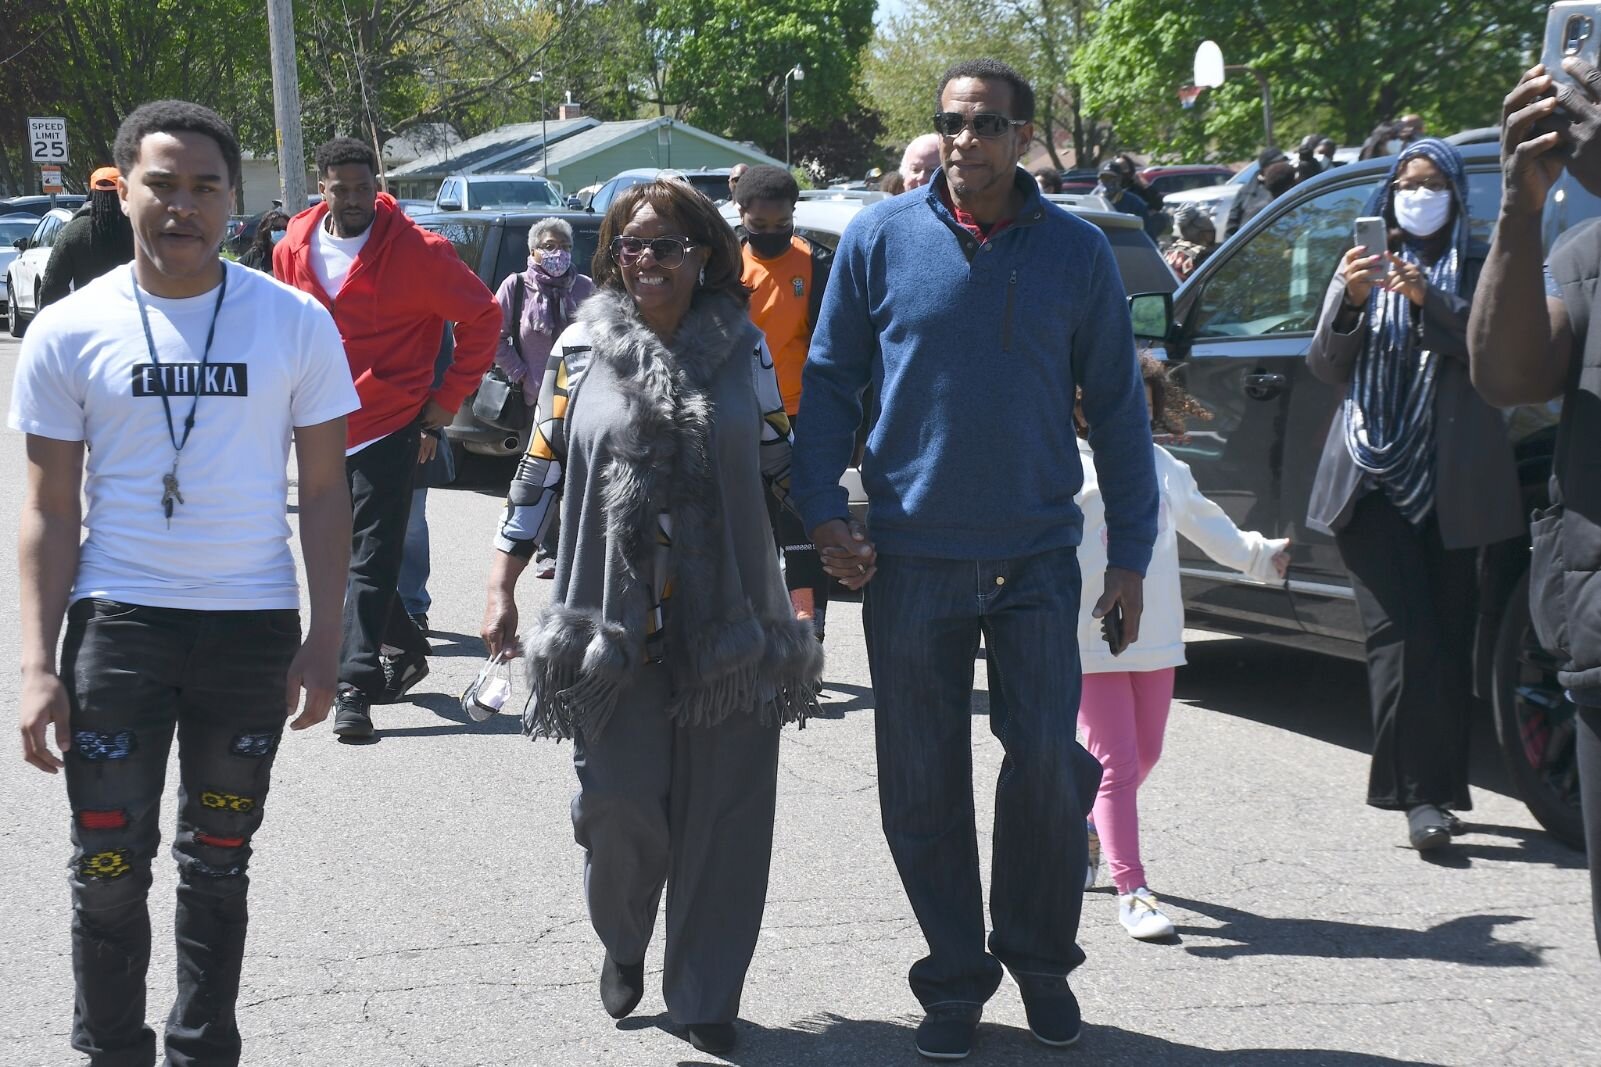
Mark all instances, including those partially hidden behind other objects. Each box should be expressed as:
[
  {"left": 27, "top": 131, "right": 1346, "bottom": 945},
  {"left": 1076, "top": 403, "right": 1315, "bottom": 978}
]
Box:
[
  {"left": 0, "top": 0, "right": 272, "bottom": 194},
  {"left": 1074, "top": 0, "right": 1545, "bottom": 162},
  {"left": 654, "top": 0, "right": 877, "bottom": 159},
  {"left": 865, "top": 0, "right": 1107, "bottom": 168}
]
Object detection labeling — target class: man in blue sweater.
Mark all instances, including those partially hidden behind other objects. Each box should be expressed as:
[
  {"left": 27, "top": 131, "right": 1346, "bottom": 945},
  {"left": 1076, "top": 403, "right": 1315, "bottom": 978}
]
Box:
[{"left": 793, "top": 59, "right": 1159, "bottom": 1060}]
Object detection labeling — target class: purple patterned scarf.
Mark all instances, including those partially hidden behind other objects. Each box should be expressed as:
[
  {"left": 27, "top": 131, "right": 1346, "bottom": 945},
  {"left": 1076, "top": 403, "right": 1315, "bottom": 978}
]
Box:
[{"left": 527, "top": 254, "right": 578, "bottom": 337}]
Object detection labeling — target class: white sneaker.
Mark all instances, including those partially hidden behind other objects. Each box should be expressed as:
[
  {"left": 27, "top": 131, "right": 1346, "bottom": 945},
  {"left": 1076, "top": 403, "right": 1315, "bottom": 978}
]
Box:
[
  {"left": 1117, "top": 886, "right": 1175, "bottom": 941},
  {"left": 1084, "top": 822, "right": 1101, "bottom": 891}
]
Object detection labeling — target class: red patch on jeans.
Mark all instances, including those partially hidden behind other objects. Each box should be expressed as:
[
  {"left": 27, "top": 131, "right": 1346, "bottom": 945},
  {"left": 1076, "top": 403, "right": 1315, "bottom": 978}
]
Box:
[
  {"left": 195, "top": 832, "right": 246, "bottom": 849},
  {"left": 76, "top": 809, "right": 128, "bottom": 831}
]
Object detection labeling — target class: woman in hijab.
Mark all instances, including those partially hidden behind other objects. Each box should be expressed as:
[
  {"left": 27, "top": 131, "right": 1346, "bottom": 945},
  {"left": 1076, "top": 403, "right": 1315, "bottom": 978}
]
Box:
[
  {"left": 480, "top": 181, "right": 824, "bottom": 1055},
  {"left": 1306, "top": 138, "right": 1522, "bottom": 853},
  {"left": 493, "top": 216, "right": 595, "bottom": 405}
]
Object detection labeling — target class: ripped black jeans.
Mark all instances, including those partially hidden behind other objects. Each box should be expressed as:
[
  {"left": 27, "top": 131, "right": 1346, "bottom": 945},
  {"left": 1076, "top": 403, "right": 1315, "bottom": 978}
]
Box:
[{"left": 61, "top": 598, "right": 299, "bottom": 1067}]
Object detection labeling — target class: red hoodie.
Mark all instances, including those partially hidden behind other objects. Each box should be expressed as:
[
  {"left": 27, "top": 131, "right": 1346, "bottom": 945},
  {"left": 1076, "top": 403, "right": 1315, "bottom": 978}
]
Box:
[{"left": 274, "top": 193, "right": 498, "bottom": 448}]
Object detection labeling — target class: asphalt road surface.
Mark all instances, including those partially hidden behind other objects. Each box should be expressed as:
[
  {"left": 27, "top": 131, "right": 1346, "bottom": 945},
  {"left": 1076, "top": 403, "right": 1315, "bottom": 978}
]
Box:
[{"left": 0, "top": 333, "right": 1597, "bottom": 1066}]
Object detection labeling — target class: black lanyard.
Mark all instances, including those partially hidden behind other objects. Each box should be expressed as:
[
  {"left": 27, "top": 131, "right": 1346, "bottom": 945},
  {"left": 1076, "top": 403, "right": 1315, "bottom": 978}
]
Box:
[{"left": 130, "top": 264, "right": 228, "bottom": 455}]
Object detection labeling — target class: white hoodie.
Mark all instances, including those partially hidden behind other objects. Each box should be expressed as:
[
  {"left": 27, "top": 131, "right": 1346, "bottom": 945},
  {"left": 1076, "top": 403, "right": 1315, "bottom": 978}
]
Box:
[{"left": 1076, "top": 438, "right": 1287, "bottom": 674}]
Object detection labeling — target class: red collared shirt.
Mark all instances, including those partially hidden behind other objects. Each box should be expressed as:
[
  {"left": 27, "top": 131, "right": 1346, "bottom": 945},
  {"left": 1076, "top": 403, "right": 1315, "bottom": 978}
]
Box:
[{"left": 939, "top": 183, "right": 1015, "bottom": 242}]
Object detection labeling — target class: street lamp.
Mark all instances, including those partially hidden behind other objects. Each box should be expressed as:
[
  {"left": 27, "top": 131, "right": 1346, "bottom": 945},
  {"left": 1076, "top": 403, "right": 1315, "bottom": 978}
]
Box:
[
  {"left": 528, "top": 71, "right": 547, "bottom": 176},
  {"left": 1194, "top": 40, "right": 1275, "bottom": 149},
  {"left": 784, "top": 64, "right": 805, "bottom": 166}
]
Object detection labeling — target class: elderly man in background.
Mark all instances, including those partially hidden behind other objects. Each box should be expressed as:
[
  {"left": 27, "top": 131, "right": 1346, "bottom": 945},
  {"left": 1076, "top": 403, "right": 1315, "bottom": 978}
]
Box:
[{"left": 900, "top": 133, "right": 942, "bottom": 190}]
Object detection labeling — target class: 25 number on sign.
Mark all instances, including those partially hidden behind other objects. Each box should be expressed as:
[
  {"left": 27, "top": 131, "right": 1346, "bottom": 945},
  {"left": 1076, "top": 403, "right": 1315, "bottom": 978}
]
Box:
[{"left": 28, "top": 117, "right": 68, "bottom": 163}]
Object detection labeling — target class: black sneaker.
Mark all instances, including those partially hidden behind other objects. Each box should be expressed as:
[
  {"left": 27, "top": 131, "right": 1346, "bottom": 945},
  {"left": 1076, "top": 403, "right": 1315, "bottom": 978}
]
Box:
[
  {"left": 333, "top": 688, "right": 373, "bottom": 739},
  {"left": 380, "top": 652, "right": 430, "bottom": 703},
  {"left": 915, "top": 1004, "right": 980, "bottom": 1060},
  {"left": 1013, "top": 974, "right": 1082, "bottom": 1047},
  {"left": 409, "top": 612, "right": 430, "bottom": 637},
  {"left": 686, "top": 1022, "right": 736, "bottom": 1054},
  {"left": 599, "top": 953, "right": 644, "bottom": 1020}
]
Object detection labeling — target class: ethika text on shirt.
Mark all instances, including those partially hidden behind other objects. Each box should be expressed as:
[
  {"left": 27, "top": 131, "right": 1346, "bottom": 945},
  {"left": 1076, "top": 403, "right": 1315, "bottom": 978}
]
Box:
[{"left": 131, "top": 363, "right": 250, "bottom": 397}]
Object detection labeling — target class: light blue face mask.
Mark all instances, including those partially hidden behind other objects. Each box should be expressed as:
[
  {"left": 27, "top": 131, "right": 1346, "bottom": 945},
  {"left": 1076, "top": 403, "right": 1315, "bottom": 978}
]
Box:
[{"left": 270, "top": 228, "right": 287, "bottom": 244}]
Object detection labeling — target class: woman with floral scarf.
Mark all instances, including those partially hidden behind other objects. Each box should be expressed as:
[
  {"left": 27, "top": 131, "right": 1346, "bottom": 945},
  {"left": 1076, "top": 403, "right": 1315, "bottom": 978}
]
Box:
[{"left": 492, "top": 217, "right": 596, "bottom": 404}]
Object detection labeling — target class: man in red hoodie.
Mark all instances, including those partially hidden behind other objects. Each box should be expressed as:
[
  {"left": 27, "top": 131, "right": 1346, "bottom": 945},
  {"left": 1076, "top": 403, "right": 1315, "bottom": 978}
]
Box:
[{"left": 275, "top": 137, "right": 498, "bottom": 739}]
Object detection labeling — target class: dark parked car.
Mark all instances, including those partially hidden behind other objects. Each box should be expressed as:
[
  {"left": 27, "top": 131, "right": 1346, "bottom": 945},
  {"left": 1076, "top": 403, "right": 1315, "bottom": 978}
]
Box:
[
  {"left": 1129, "top": 142, "right": 1598, "bottom": 846},
  {"left": 417, "top": 209, "right": 603, "bottom": 458},
  {"left": 1, "top": 194, "right": 86, "bottom": 218}
]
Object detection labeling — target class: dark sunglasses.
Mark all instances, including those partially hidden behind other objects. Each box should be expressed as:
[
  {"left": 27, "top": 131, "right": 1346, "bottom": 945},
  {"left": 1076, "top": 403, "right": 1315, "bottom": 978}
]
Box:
[
  {"left": 932, "top": 111, "right": 1027, "bottom": 138},
  {"left": 610, "top": 235, "right": 698, "bottom": 268}
]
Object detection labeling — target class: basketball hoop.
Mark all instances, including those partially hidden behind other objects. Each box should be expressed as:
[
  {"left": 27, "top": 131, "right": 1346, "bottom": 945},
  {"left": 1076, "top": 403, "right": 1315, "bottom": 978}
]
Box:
[{"left": 1178, "top": 85, "right": 1206, "bottom": 110}]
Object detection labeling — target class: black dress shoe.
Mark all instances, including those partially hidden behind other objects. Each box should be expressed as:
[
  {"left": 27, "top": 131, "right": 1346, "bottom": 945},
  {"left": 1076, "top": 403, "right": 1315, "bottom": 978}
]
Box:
[
  {"left": 599, "top": 954, "right": 644, "bottom": 1019},
  {"left": 686, "top": 1022, "right": 737, "bottom": 1054},
  {"left": 1013, "top": 974, "right": 1082, "bottom": 1047},
  {"left": 1408, "top": 804, "right": 1452, "bottom": 851},
  {"left": 333, "top": 688, "right": 373, "bottom": 739},
  {"left": 915, "top": 1004, "right": 980, "bottom": 1060}
]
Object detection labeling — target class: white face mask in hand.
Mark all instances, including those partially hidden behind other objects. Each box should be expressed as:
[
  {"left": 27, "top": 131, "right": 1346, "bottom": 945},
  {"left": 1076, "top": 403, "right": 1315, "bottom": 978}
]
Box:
[{"left": 1393, "top": 187, "right": 1453, "bottom": 238}]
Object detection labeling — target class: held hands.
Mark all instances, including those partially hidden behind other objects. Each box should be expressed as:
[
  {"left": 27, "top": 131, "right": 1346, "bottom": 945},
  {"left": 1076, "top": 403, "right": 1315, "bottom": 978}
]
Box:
[
  {"left": 813, "top": 518, "right": 877, "bottom": 591},
  {"left": 1343, "top": 248, "right": 1426, "bottom": 309},
  {"left": 1092, "top": 567, "right": 1144, "bottom": 656},
  {"left": 284, "top": 633, "right": 338, "bottom": 730},
  {"left": 20, "top": 667, "right": 71, "bottom": 773}
]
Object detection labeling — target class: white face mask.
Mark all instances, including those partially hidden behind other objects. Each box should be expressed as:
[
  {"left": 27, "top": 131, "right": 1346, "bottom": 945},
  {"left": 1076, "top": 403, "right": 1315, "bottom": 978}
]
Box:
[
  {"left": 1393, "top": 187, "right": 1453, "bottom": 237},
  {"left": 1385, "top": 139, "right": 1405, "bottom": 156}
]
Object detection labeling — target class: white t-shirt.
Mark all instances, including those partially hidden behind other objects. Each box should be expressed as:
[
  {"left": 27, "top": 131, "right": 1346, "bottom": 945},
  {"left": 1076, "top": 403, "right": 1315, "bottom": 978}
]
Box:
[
  {"left": 312, "top": 219, "right": 370, "bottom": 298},
  {"left": 8, "top": 261, "right": 360, "bottom": 611}
]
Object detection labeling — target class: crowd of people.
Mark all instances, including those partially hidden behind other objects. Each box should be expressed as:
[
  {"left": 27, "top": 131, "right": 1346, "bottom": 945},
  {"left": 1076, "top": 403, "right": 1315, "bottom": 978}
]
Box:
[{"left": 9, "top": 52, "right": 1601, "bottom": 1067}]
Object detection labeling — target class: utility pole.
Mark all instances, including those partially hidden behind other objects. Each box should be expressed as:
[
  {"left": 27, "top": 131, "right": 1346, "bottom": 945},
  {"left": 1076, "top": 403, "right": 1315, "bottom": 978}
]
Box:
[{"left": 267, "top": 0, "right": 307, "bottom": 212}]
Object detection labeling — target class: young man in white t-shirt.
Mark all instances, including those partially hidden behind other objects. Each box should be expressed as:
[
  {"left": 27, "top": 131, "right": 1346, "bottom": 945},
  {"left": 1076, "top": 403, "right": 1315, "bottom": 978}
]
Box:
[{"left": 11, "top": 99, "right": 358, "bottom": 1067}]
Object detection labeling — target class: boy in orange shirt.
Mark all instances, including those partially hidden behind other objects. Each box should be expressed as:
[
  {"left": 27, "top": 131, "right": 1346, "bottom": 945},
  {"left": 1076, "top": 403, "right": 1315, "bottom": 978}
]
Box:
[{"left": 735, "top": 165, "right": 833, "bottom": 639}]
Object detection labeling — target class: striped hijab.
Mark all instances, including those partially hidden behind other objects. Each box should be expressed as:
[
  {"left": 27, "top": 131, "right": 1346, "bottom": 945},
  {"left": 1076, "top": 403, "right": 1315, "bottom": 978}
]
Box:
[{"left": 1341, "top": 137, "right": 1470, "bottom": 525}]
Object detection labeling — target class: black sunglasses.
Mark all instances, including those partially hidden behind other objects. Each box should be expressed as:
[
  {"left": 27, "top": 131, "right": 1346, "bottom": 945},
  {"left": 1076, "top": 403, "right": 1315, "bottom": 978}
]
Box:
[
  {"left": 610, "top": 235, "right": 698, "bottom": 268},
  {"left": 932, "top": 111, "right": 1027, "bottom": 138}
]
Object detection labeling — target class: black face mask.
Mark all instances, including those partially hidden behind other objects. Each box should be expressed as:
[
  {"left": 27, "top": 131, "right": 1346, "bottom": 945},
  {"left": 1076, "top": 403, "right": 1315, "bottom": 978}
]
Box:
[{"left": 746, "top": 228, "right": 794, "bottom": 259}]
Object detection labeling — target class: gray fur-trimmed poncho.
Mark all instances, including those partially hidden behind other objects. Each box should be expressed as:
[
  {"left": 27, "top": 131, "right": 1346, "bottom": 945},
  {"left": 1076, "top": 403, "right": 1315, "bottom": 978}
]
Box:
[{"left": 512, "top": 287, "right": 823, "bottom": 739}]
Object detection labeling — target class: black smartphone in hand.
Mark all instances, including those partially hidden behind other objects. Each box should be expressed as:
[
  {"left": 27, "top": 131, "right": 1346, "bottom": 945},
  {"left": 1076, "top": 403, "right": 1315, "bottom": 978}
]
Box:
[{"left": 1101, "top": 604, "right": 1125, "bottom": 657}]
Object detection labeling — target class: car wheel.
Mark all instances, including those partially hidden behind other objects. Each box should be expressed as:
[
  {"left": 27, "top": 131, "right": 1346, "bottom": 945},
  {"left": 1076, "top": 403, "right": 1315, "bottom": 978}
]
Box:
[
  {"left": 1491, "top": 568, "right": 1586, "bottom": 849},
  {"left": 6, "top": 285, "right": 23, "bottom": 338}
]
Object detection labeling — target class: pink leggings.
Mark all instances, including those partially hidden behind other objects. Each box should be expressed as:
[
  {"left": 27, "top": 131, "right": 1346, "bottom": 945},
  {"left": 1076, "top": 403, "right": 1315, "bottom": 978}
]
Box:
[{"left": 1078, "top": 668, "right": 1176, "bottom": 894}]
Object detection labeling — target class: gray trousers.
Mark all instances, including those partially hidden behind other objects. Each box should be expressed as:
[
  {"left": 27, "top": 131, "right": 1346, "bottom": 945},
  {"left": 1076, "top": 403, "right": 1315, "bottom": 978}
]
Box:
[{"left": 570, "top": 662, "right": 780, "bottom": 1024}]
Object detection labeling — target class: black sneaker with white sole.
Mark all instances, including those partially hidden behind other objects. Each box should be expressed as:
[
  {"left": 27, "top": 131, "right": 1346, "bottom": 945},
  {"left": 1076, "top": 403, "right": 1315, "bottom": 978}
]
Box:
[
  {"left": 333, "top": 688, "right": 373, "bottom": 739},
  {"left": 915, "top": 1004, "right": 981, "bottom": 1060},
  {"left": 1013, "top": 974, "right": 1082, "bottom": 1047}
]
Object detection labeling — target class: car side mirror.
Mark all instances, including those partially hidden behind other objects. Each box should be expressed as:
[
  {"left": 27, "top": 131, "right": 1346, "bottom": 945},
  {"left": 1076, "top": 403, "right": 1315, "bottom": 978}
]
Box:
[
  {"left": 1129, "top": 292, "right": 1173, "bottom": 342},
  {"left": 437, "top": 197, "right": 462, "bottom": 211},
  {"left": 13, "top": 238, "right": 28, "bottom": 251}
]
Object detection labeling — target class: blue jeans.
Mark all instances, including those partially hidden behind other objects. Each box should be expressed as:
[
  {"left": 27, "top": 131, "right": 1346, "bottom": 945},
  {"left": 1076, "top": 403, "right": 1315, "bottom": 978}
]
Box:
[
  {"left": 862, "top": 547, "right": 1101, "bottom": 1008},
  {"left": 398, "top": 486, "right": 430, "bottom": 617}
]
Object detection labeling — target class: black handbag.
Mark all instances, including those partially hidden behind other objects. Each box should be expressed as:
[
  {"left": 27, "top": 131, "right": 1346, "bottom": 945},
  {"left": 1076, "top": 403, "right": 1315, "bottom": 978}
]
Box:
[
  {"left": 472, "top": 366, "right": 526, "bottom": 430},
  {"left": 474, "top": 278, "right": 530, "bottom": 431}
]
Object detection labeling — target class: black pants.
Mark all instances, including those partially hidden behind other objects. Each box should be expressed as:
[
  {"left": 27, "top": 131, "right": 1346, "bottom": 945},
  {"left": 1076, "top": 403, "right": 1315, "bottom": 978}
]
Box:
[
  {"left": 342, "top": 426, "right": 429, "bottom": 700},
  {"left": 1577, "top": 702, "right": 1601, "bottom": 955},
  {"left": 60, "top": 599, "right": 300, "bottom": 1067},
  {"left": 1336, "top": 491, "right": 1477, "bottom": 811}
]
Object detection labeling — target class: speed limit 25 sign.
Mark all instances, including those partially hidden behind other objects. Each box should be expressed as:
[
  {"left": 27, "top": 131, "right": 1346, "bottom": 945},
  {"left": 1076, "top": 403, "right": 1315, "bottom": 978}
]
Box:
[{"left": 28, "top": 117, "right": 68, "bottom": 163}]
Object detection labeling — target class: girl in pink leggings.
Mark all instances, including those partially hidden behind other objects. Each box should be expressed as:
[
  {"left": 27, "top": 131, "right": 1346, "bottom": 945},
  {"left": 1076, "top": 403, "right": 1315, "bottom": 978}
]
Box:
[{"left": 1075, "top": 358, "right": 1289, "bottom": 940}]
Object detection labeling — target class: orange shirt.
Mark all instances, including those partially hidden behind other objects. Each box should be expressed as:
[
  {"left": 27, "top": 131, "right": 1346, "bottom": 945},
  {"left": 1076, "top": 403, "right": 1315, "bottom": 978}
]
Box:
[{"left": 741, "top": 236, "right": 813, "bottom": 416}]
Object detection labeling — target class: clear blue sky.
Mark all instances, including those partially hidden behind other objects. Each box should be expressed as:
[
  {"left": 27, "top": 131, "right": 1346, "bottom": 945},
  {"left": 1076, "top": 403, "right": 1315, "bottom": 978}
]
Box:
[{"left": 875, "top": 0, "right": 907, "bottom": 27}]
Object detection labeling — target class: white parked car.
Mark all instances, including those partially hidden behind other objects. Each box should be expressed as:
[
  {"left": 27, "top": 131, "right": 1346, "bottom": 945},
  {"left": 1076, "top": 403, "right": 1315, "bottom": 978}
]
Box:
[
  {"left": 0, "top": 213, "right": 40, "bottom": 319},
  {"left": 6, "top": 206, "right": 73, "bottom": 337}
]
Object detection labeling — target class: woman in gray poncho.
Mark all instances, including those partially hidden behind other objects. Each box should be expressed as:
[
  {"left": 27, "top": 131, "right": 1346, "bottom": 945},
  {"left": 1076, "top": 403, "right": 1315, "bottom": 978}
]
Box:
[{"left": 481, "top": 180, "right": 824, "bottom": 1056}]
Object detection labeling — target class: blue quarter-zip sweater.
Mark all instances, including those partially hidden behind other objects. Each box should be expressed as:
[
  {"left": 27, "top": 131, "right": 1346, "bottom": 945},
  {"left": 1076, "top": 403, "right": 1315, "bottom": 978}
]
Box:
[{"left": 793, "top": 168, "right": 1159, "bottom": 573}]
